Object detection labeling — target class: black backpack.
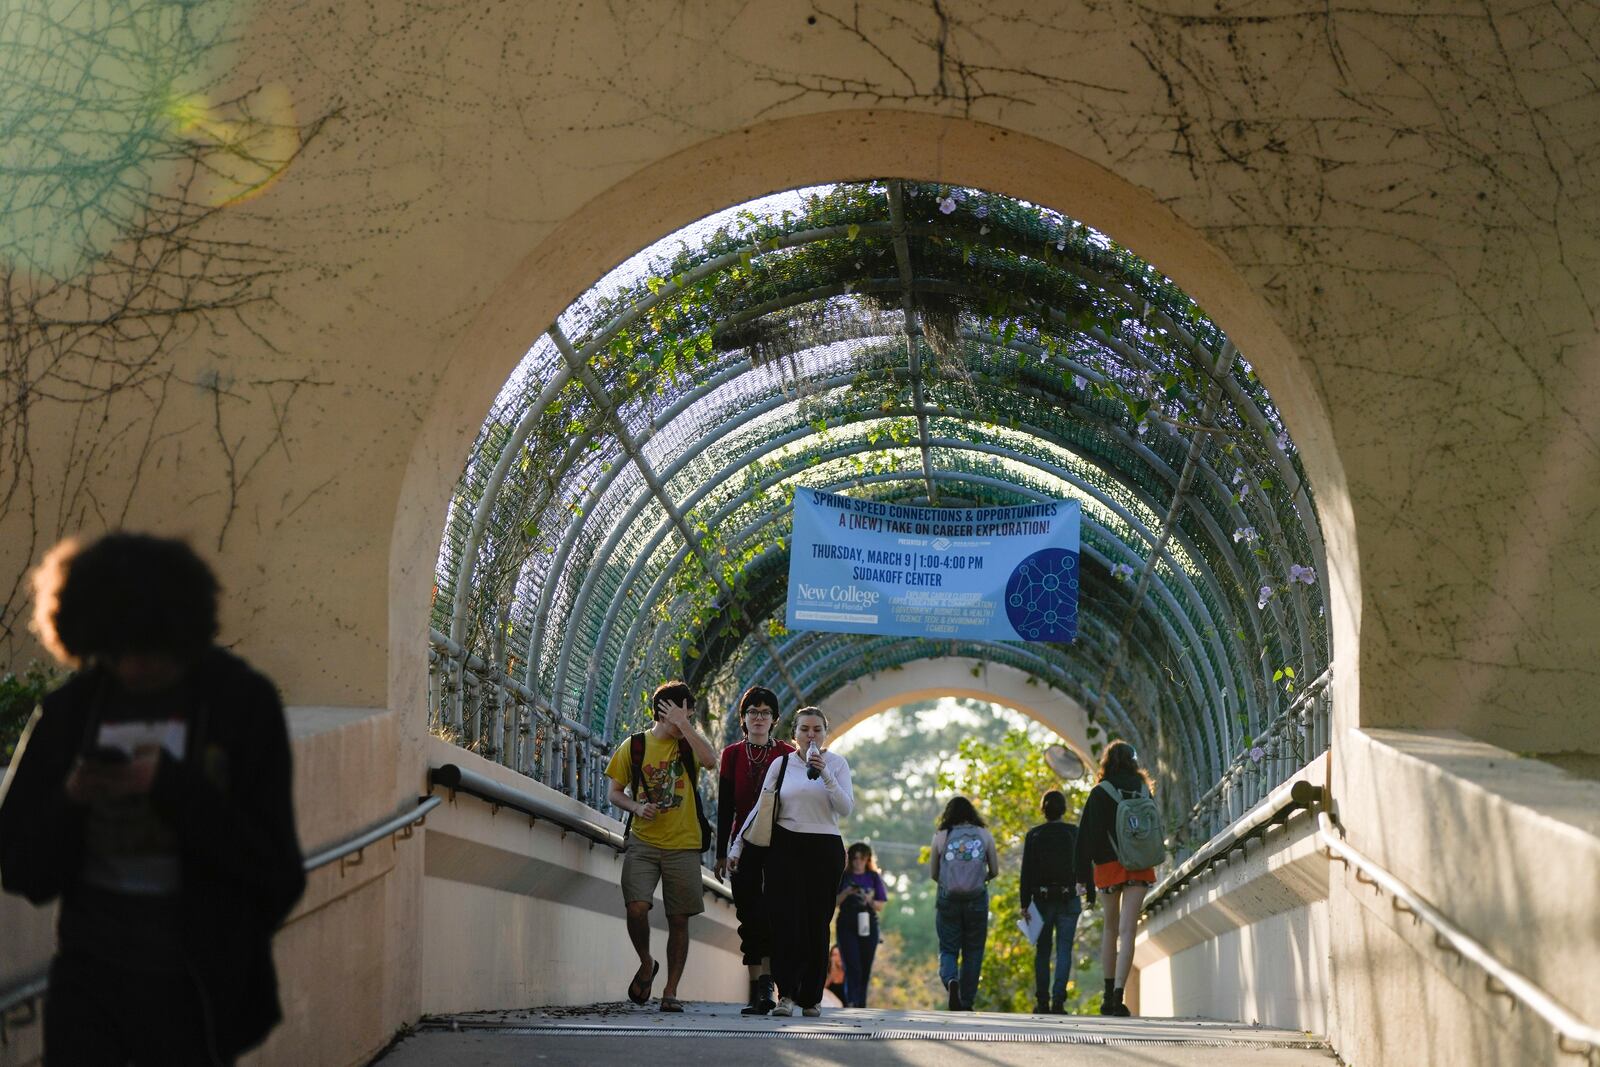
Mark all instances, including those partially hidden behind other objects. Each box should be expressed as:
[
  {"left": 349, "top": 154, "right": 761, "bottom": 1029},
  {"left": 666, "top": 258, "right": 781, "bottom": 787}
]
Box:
[{"left": 623, "top": 732, "right": 712, "bottom": 852}]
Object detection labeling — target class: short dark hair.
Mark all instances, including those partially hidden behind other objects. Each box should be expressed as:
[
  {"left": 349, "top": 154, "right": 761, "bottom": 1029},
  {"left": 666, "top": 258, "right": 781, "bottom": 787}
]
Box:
[
  {"left": 937, "top": 795, "right": 986, "bottom": 831},
  {"left": 738, "top": 685, "right": 779, "bottom": 720},
  {"left": 1041, "top": 789, "right": 1067, "bottom": 821},
  {"left": 651, "top": 680, "right": 694, "bottom": 720},
  {"left": 31, "top": 533, "right": 219, "bottom": 667}
]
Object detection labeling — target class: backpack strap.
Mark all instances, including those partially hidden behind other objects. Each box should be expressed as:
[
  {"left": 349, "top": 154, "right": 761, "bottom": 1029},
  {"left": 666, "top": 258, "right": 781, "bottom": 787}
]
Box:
[
  {"left": 623, "top": 732, "right": 646, "bottom": 840},
  {"left": 677, "top": 736, "right": 714, "bottom": 853}
]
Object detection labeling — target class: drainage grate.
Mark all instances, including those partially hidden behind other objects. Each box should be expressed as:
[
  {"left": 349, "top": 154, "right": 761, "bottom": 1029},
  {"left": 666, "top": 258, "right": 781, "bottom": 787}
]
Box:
[{"left": 419, "top": 1020, "right": 1325, "bottom": 1049}]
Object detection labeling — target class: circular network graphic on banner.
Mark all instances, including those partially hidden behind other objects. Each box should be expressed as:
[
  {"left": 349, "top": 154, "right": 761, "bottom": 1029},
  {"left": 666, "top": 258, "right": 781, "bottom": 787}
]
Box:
[{"left": 1004, "top": 548, "right": 1079, "bottom": 641}]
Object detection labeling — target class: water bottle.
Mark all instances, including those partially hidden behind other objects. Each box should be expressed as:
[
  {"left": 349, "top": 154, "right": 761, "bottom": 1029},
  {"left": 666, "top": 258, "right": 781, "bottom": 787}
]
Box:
[
  {"left": 806, "top": 741, "right": 821, "bottom": 780},
  {"left": 857, "top": 909, "right": 871, "bottom": 937}
]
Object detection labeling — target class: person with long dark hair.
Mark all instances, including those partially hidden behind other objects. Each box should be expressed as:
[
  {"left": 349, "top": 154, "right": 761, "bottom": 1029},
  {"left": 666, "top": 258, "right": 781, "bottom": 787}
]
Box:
[
  {"left": 1074, "top": 740, "right": 1157, "bottom": 1017},
  {"left": 834, "top": 841, "right": 889, "bottom": 1007},
  {"left": 930, "top": 795, "right": 998, "bottom": 1011},
  {"left": 715, "top": 685, "right": 794, "bottom": 1015},
  {"left": 0, "top": 533, "right": 306, "bottom": 1065},
  {"left": 727, "top": 707, "right": 852, "bottom": 1017}
]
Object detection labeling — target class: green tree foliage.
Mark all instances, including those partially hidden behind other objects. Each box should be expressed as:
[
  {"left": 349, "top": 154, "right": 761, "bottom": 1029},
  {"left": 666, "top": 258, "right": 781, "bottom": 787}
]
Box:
[
  {"left": 832, "top": 699, "right": 1104, "bottom": 1012},
  {"left": 1, "top": 663, "right": 59, "bottom": 764},
  {"left": 935, "top": 728, "right": 1105, "bottom": 1013}
]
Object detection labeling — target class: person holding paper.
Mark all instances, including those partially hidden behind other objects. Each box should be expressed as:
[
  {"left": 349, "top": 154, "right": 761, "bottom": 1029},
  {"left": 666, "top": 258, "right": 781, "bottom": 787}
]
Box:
[
  {"left": 0, "top": 533, "right": 306, "bottom": 1065},
  {"left": 1020, "top": 788, "right": 1091, "bottom": 1014}
]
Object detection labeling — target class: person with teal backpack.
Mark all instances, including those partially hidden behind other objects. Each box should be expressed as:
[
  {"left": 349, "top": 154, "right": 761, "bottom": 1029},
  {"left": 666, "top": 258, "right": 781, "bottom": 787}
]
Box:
[{"left": 1073, "top": 741, "right": 1165, "bottom": 1017}]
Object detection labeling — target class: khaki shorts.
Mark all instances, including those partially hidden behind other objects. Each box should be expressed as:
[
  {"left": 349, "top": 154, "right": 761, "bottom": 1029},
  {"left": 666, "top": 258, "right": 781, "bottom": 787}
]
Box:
[{"left": 621, "top": 840, "right": 706, "bottom": 916}]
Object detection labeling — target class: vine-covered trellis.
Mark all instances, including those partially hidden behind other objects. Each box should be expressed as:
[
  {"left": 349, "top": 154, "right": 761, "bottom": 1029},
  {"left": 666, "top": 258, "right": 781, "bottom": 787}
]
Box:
[{"left": 429, "top": 181, "right": 1330, "bottom": 832}]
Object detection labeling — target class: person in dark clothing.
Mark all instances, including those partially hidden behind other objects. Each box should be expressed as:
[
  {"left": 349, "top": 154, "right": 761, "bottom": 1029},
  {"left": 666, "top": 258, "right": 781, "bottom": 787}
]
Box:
[
  {"left": 833, "top": 841, "right": 889, "bottom": 1007},
  {"left": 1074, "top": 740, "right": 1157, "bottom": 1018},
  {"left": 1019, "top": 788, "right": 1092, "bottom": 1014},
  {"left": 0, "top": 533, "right": 306, "bottom": 1066},
  {"left": 714, "top": 685, "right": 794, "bottom": 1015}
]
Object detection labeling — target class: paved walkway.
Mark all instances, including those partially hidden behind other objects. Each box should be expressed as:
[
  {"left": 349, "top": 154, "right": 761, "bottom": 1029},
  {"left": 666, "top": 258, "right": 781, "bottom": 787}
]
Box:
[{"left": 376, "top": 1002, "right": 1333, "bottom": 1066}]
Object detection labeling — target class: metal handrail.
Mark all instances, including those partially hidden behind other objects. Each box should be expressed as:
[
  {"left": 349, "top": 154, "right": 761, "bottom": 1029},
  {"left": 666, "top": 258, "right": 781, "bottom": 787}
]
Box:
[
  {"left": 1144, "top": 772, "right": 1320, "bottom": 913},
  {"left": 0, "top": 969, "right": 47, "bottom": 1045},
  {"left": 303, "top": 796, "right": 441, "bottom": 872},
  {"left": 1315, "top": 805, "right": 1600, "bottom": 1061},
  {"left": 429, "top": 764, "right": 734, "bottom": 903},
  {"left": 0, "top": 795, "right": 438, "bottom": 1043},
  {"left": 1171, "top": 668, "right": 1332, "bottom": 848}
]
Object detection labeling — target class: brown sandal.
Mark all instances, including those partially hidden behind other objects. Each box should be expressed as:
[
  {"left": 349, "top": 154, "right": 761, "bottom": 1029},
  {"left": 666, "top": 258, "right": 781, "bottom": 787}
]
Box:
[
  {"left": 627, "top": 960, "right": 658, "bottom": 1005},
  {"left": 659, "top": 995, "right": 684, "bottom": 1013}
]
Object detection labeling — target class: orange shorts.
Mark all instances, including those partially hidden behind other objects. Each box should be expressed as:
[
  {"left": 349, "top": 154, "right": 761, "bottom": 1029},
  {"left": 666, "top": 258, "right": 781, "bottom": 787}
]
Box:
[{"left": 1093, "top": 859, "right": 1156, "bottom": 890}]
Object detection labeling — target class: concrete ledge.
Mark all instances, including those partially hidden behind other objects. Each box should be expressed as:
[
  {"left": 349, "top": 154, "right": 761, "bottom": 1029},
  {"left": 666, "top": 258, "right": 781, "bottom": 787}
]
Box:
[
  {"left": 1132, "top": 802, "right": 1331, "bottom": 1032},
  {"left": 1329, "top": 727, "right": 1600, "bottom": 1066},
  {"left": 1138, "top": 810, "right": 1327, "bottom": 962}
]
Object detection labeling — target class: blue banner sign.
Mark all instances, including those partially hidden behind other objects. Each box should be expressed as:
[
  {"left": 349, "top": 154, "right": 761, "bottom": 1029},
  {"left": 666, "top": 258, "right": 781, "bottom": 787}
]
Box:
[{"left": 786, "top": 490, "right": 1081, "bottom": 643}]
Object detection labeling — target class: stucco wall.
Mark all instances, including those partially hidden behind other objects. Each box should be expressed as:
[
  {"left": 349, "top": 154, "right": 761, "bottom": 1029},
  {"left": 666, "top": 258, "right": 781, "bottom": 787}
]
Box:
[{"left": 4, "top": 4, "right": 1600, "bottom": 1064}]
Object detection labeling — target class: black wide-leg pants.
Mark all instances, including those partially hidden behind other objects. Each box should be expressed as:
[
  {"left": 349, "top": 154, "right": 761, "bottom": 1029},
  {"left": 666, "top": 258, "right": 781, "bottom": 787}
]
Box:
[
  {"left": 731, "top": 842, "right": 776, "bottom": 965},
  {"left": 767, "top": 825, "right": 846, "bottom": 1008}
]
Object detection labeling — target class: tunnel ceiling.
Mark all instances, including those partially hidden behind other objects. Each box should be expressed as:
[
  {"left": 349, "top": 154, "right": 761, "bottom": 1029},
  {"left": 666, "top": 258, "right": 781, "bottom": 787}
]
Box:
[{"left": 432, "top": 181, "right": 1330, "bottom": 810}]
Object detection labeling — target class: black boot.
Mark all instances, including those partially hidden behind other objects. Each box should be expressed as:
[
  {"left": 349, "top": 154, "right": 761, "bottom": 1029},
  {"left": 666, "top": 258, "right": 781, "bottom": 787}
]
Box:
[
  {"left": 1033, "top": 997, "right": 1049, "bottom": 1015},
  {"left": 1050, "top": 995, "right": 1066, "bottom": 1015},
  {"left": 947, "top": 978, "right": 962, "bottom": 1011},
  {"left": 741, "top": 975, "right": 776, "bottom": 1016},
  {"left": 1098, "top": 979, "right": 1116, "bottom": 1015},
  {"left": 1110, "top": 986, "right": 1131, "bottom": 1017}
]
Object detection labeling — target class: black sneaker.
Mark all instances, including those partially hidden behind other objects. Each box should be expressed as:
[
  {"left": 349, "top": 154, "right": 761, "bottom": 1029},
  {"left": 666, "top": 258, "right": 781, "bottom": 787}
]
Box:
[
  {"left": 741, "top": 975, "right": 776, "bottom": 1016},
  {"left": 947, "top": 978, "right": 962, "bottom": 1011},
  {"left": 1034, "top": 999, "right": 1049, "bottom": 1015},
  {"left": 1110, "top": 987, "right": 1131, "bottom": 1017}
]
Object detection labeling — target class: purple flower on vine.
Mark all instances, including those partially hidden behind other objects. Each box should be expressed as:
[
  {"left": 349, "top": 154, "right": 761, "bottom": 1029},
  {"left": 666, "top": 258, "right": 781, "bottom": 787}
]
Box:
[
  {"left": 1249, "top": 745, "right": 1266, "bottom": 764},
  {"left": 1289, "top": 564, "right": 1317, "bottom": 585},
  {"left": 938, "top": 195, "right": 958, "bottom": 215},
  {"left": 1276, "top": 429, "right": 1290, "bottom": 452},
  {"left": 1257, "top": 585, "right": 1275, "bottom": 610},
  {"left": 1111, "top": 563, "right": 1134, "bottom": 581},
  {"left": 1233, "top": 526, "right": 1258, "bottom": 544}
]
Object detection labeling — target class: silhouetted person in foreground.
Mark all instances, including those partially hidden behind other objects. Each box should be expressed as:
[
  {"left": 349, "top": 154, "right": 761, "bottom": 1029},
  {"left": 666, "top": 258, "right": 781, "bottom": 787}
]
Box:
[{"left": 0, "top": 533, "right": 305, "bottom": 1065}]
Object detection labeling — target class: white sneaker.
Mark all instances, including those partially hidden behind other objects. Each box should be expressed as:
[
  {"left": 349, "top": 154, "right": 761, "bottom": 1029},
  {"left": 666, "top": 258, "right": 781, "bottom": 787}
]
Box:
[
  {"left": 770, "top": 996, "right": 796, "bottom": 1017},
  {"left": 801, "top": 1006, "right": 821, "bottom": 1017}
]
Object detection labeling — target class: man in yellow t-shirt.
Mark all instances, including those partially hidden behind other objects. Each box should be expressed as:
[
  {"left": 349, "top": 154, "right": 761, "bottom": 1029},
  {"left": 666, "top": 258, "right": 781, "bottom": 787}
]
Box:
[{"left": 605, "top": 680, "right": 719, "bottom": 1012}]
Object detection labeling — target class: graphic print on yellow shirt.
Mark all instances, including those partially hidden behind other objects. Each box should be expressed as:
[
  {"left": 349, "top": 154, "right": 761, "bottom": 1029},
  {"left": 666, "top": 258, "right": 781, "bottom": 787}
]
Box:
[{"left": 605, "top": 731, "right": 702, "bottom": 850}]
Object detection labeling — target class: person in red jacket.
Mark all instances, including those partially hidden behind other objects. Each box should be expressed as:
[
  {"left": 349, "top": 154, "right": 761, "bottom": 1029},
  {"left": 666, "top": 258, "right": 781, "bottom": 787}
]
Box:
[
  {"left": 714, "top": 685, "right": 794, "bottom": 1015},
  {"left": 0, "top": 533, "right": 305, "bottom": 1065}
]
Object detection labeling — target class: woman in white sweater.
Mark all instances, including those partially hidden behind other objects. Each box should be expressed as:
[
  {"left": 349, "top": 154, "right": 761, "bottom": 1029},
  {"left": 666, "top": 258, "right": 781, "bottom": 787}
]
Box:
[{"left": 728, "top": 706, "right": 853, "bottom": 1017}]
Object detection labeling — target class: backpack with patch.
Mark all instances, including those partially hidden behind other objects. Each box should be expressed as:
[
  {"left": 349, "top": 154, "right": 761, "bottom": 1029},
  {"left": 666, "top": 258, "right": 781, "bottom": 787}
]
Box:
[
  {"left": 938, "top": 824, "right": 990, "bottom": 897},
  {"left": 624, "top": 732, "right": 712, "bottom": 852},
  {"left": 1098, "top": 780, "right": 1166, "bottom": 870}
]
